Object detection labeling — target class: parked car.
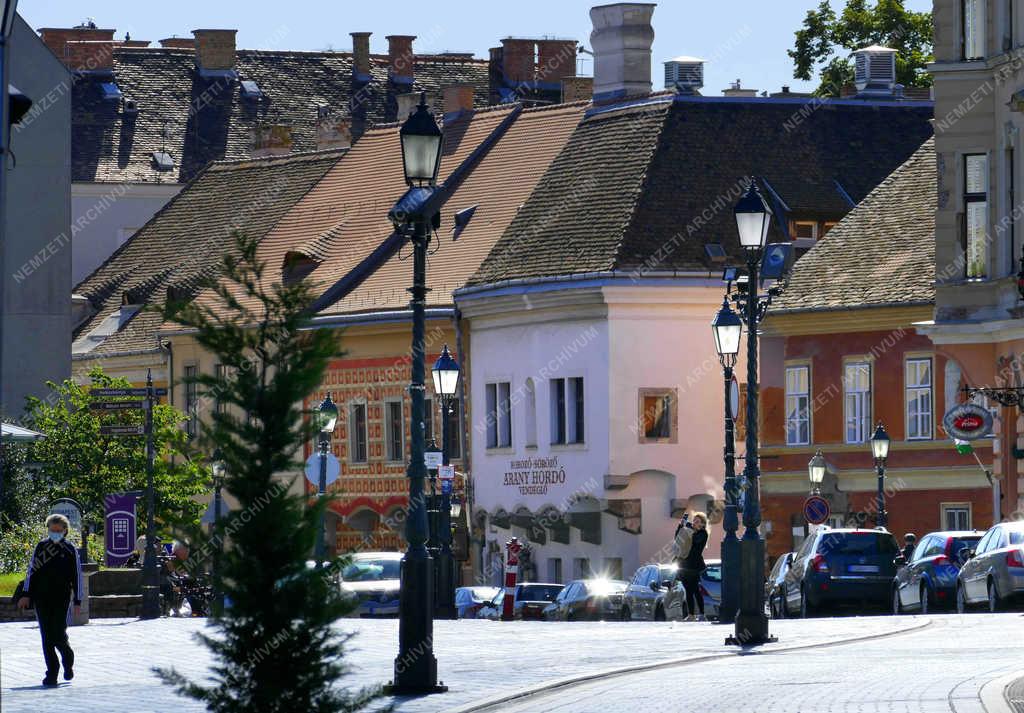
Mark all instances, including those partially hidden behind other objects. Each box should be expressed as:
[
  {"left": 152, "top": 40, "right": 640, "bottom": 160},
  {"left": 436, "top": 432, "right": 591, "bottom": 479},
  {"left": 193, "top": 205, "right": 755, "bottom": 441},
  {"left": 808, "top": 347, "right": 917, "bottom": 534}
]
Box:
[
  {"left": 782, "top": 527, "right": 900, "bottom": 617},
  {"left": 455, "top": 586, "right": 501, "bottom": 619},
  {"left": 542, "top": 579, "right": 628, "bottom": 621},
  {"left": 511, "top": 583, "right": 563, "bottom": 620},
  {"left": 339, "top": 552, "right": 402, "bottom": 617},
  {"left": 957, "top": 520, "right": 1024, "bottom": 612},
  {"left": 479, "top": 587, "right": 507, "bottom": 621},
  {"left": 892, "top": 530, "right": 983, "bottom": 613},
  {"left": 622, "top": 563, "right": 680, "bottom": 621},
  {"left": 767, "top": 552, "right": 794, "bottom": 618},
  {"left": 700, "top": 559, "right": 722, "bottom": 619}
]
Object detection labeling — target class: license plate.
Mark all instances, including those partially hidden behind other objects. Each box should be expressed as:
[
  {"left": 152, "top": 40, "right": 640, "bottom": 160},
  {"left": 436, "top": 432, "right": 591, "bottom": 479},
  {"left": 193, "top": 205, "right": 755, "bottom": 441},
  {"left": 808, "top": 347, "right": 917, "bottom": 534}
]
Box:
[{"left": 848, "top": 565, "right": 879, "bottom": 573}]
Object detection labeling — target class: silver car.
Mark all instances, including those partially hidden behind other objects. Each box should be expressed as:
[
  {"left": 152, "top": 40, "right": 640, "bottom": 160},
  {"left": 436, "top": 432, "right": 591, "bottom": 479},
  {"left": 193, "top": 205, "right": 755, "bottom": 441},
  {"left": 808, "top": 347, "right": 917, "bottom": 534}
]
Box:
[
  {"left": 339, "top": 552, "right": 402, "bottom": 617},
  {"left": 956, "top": 521, "right": 1024, "bottom": 613},
  {"left": 622, "top": 563, "right": 680, "bottom": 621}
]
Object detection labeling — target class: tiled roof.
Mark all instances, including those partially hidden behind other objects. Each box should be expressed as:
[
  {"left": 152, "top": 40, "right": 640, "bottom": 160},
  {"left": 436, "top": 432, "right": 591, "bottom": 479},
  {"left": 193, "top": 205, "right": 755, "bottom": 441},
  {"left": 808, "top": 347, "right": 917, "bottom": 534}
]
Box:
[
  {"left": 469, "top": 96, "right": 934, "bottom": 285},
  {"left": 72, "top": 149, "right": 344, "bottom": 356},
  {"left": 771, "top": 137, "right": 936, "bottom": 313},
  {"left": 72, "top": 47, "right": 490, "bottom": 184}
]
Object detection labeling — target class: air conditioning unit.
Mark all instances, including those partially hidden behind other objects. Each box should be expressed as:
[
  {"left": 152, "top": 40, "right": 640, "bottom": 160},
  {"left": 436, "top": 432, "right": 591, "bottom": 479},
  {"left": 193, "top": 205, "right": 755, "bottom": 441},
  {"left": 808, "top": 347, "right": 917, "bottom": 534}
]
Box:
[
  {"left": 853, "top": 45, "right": 897, "bottom": 95},
  {"left": 664, "top": 56, "right": 705, "bottom": 93}
]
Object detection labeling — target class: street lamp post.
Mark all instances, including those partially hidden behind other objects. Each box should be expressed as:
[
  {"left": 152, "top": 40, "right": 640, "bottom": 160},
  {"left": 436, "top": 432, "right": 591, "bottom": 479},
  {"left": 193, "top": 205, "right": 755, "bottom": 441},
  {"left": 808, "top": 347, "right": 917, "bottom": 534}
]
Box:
[
  {"left": 871, "top": 423, "right": 890, "bottom": 528},
  {"left": 729, "top": 180, "right": 775, "bottom": 646},
  {"left": 212, "top": 451, "right": 225, "bottom": 616},
  {"left": 432, "top": 344, "right": 460, "bottom": 620},
  {"left": 808, "top": 450, "right": 826, "bottom": 494},
  {"left": 315, "top": 394, "right": 338, "bottom": 566},
  {"left": 711, "top": 299, "right": 742, "bottom": 624},
  {"left": 388, "top": 93, "right": 446, "bottom": 695}
]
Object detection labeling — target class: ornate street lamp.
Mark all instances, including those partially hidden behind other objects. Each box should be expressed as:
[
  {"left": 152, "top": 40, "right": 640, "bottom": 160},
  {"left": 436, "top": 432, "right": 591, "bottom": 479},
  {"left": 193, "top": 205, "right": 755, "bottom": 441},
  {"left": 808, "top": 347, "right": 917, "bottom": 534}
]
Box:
[
  {"left": 711, "top": 299, "right": 742, "bottom": 623},
  {"left": 808, "top": 450, "right": 826, "bottom": 494},
  {"left": 431, "top": 344, "right": 460, "bottom": 619},
  {"left": 314, "top": 393, "right": 338, "bottom": 565},
  {"left": 728, "top": 179, "right": 774, "bottom": 646},
  {"left": 388, "top": 92, "right": 447, "bottom": 694},
  {"left": 212, "top": 450, "right": 226, "bottom": 616},
  {"left": 871, "top": 422, "right": 890, "bottom": 528}
]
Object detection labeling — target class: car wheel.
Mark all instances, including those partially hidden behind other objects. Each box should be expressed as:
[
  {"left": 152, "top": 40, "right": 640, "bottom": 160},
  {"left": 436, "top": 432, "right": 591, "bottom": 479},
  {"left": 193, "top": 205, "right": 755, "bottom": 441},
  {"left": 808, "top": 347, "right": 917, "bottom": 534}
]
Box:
[
  {"left": 988, "top": 579, "right": 1001, "bottom": 613},
  {"left": 892, "top": 587, "right": 903, "bottom": 615},
  {"left": 800, "top": 586, "right": 815, "bottom": 618},
  {"left": 919, "top": 583, "right": 929, "bottom": 615},
  {"left": 957, "top": 583, "right": 970, "bottom": 614},
  {"left": 654, "top": 604, "right": 666, "bottom": 622},
  {"left": 620, "top": 606, "right": 631, "bottom": 621}
]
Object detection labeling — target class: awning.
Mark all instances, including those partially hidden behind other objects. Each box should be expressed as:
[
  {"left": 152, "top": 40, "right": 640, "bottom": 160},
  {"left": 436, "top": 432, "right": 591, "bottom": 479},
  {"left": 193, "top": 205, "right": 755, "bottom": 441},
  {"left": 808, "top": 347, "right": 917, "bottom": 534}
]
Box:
[{"left": 2, "top": 422, "right": 46, "bottom": 443}]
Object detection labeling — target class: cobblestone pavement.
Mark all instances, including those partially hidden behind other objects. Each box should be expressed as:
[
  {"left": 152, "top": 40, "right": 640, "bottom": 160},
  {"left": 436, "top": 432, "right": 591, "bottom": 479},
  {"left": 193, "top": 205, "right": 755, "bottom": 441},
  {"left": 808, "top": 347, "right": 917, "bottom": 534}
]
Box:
[{"left": 0, "top": 613, "right": 1014, "bottom": 712}]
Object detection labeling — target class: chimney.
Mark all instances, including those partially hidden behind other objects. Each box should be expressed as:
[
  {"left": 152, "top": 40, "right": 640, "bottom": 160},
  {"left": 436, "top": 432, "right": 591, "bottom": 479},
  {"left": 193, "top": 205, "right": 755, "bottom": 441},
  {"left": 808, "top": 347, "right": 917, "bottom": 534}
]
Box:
[
  {"left": 39, "top": 25, "right": 116, "bottom": 67},
  {"left": 443, "top": 83, "right": 475, "bottom": 118},
  {"left": 64, "top": 40, "right": 115, "bottom": 73},
  {"left": 192, "top": 29, "right": 237, "bottom": 75},
  {"left": 589, "top": 3, "right": 656, "bottom": 101},
  {"left": 853, "top": 45, "right": 900, "bottom": 98},
  {"left": 351, "top": 32, "right": 372, "bottom": 81},
  {"left": 251, "top": 123, "right": 293, "bottom": 158},
  {"left": 561, "top": 76, "right": 593, "bottom": 103},
  {"left": 536, "top": 39, "right": 578, "bottom": 85},
  {"left": 317, "top": 106, "right": 352, "bottom": 151},
  {"left": 159, "top": 37, "right": 194, "bottom": 49},
  {"left": 722, "top": 79, "right": 757, "bottom": 98},
  {"left": 395, "top": 91, "right": 422, "bottom": 121},
  {"left": 386, "top": 35, "right": 416, "bottom": 85},
  {"left": 500, "top": 38, "right": 536, "bottom": 83}
]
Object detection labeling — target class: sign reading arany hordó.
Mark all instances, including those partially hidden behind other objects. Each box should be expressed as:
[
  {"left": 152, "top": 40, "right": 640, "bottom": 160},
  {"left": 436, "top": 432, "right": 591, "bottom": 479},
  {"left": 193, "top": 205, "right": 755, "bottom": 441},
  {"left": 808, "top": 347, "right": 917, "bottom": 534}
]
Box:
[
  {"left": 943, "top": 402, "right": 993, "bottom": 441},
  {"left": 503, "top": 456, "right": 565, "bottom": 496}
]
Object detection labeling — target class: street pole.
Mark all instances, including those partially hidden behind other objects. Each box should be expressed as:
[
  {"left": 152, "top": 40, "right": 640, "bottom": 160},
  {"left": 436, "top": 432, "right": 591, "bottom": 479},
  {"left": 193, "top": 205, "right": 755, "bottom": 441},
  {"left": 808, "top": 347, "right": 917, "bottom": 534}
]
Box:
[
  {"left": 391, "top": 215, "right": 443, "bottom": 693},
  {"left": 437, "top": 393, "right": 456, "bottom": 619},
  {"left": 720, "top": 363, "right": 739, "bottom": 625},
  {"left": 315, "top": 433, "right": 328, "bottom": 565},
  {"left": 875, "top": 463, "right": 887, "bottom": 528},
  {"left": 140, "top": 369, "right": 160, "bottom": 620},
  {"left": 213, "top": 473, "right": 223, "bottom": 616},
  {"left": 731, "top": 251, "right": 772, "bottom": 645}
]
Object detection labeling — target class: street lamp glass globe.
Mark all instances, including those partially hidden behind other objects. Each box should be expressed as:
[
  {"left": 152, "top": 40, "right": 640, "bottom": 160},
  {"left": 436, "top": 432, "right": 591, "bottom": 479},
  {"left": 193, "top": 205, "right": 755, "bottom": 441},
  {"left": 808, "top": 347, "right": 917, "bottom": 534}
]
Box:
[
  {"left": 711, "top": 299, "right": 743, "bottom": 357},
  {"left": 870, "top": 422, "right": 890, "bottom": 461},
  {"left": 808, "top": 449, "right": 826, "bottom": 486},
  {"left": 734, "top": 180, "right": 772, "bottom": 250},
  {"left": 432, "top": 344, "right": 460, "bottom": 397},
  {"left": 399, "top": 93, "right": 443, "bottom": 187},
  {"left": 317, "top": 393, "right": 339, "bottom": 434}
]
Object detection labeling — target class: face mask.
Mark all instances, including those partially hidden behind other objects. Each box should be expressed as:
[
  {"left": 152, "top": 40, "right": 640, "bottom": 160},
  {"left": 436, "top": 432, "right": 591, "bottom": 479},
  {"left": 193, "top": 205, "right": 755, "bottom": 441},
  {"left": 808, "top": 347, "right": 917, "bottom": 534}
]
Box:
[{"left": 48, "top": 532, "right": 64, "bottom": 542}]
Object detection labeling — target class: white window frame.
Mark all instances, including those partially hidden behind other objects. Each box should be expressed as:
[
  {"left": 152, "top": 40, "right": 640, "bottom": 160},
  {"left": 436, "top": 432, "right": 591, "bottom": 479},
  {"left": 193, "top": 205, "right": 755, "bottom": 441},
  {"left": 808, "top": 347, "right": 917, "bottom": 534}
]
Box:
[
  {"left": 485, "top": 381, "right": 512, "bottom": 449},
  {"left": 843, "top": 361, "right": 872, "bottom": 444},
  {"left": 964, "top": 153, "right": 989, "bottom": 279},
  {"left": 524, "top": 378, "right": 537, "bottom": 448},
  {"left": 942, "top": 502, "right": 972, "bottom": 530},
  {"left": 349, "top": 401, "right": 368, "bottom": 463},
  {"left": 550, "top": 377, "right": 585, "bottom": 445},
  {"left": 785, "top": 365, "right": 810, "bottom": 446},
  {"left": 964, "top": 0, "right": 987, "bottom": 59},
  {"left": 384, "top": 398, "right": 404, "bottom": 463},
  {"left": 906, "top": 357, "right": 934, "bottom": 440}
]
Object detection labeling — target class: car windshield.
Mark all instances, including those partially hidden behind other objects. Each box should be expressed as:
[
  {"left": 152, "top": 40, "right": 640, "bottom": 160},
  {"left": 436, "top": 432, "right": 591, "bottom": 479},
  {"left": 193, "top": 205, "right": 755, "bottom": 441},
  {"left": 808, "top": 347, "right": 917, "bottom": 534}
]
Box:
[
  {"left": 658, "top": 565, "right": 679, "bottom": 581},
  {"left": 950, "top": 536, "right": 982, "bottom": 554},
  {"left": 584, "top": 579, "right": 627, "bottom": 596},
  {"left": 342, "top": 559, "right": 401, "bottom": 581},
  {"left": 703, "top": 565, "right": 722, "bottom": 582},
  {"left": 818, "top": 532, "right": 898, "bottom": 556},
  {"left": 1010, "top": 532, "right": 1024, "bottom": 545},
  {"left": 518, "top": 585, "right": 562, "bottom": 602}
]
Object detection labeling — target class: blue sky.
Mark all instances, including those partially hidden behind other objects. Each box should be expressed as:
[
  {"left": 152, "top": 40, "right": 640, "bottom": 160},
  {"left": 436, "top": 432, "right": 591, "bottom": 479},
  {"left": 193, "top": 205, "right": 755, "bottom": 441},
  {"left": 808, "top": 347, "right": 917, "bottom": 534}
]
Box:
[{"left": 21, "top": 0, "right": 933, "bottom": 94}]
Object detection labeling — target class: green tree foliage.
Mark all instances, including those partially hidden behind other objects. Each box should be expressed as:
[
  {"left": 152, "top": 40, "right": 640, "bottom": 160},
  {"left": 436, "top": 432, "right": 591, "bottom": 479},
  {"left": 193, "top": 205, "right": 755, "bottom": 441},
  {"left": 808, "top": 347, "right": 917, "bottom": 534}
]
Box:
[
  {"left": 155, "top": 232, "right": 380, "bottom": 712},
  {"left": 21, "top": 368, "right": 205, "bottom": 532},
  {"left": 790, "top": 0, "right": 933, "bottom": 96}
]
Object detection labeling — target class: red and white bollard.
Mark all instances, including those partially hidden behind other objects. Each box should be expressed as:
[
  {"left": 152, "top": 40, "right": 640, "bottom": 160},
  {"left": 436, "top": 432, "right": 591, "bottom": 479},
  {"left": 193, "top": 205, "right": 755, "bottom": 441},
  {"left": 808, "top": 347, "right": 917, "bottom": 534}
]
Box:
[{"left": 501, "top": 537, "right": 522, "bottom": 621}]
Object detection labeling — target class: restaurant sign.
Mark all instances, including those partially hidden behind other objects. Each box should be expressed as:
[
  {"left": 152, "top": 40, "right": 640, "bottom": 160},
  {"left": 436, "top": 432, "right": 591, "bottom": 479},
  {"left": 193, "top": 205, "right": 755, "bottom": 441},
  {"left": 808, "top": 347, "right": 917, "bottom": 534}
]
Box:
[
  {"left": 943, "top": 403, "right": 993, "bottom": 441},
  {"left": 503, "top": 456, "right": 566, "bottom": 496}
]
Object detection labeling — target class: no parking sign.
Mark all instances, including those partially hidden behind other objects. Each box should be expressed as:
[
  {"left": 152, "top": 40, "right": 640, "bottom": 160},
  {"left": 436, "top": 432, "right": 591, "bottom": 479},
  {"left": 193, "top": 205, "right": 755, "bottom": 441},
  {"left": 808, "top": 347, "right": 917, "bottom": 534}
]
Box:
[{"left": 803, "top": 495, "right": 831, "bottom": 526}]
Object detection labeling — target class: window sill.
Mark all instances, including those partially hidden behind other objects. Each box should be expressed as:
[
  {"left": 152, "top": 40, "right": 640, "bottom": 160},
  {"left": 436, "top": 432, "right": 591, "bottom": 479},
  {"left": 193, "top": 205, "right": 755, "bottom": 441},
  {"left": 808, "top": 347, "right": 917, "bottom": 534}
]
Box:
[
  {"left": 550, "top": 442, "right": 587, "bottom": 451},
  {"left": 485, "top": 447, "right": 514, "bottom": 455},
  {"left": 639, "top": 436, "right": 677, "bottom": 445}
]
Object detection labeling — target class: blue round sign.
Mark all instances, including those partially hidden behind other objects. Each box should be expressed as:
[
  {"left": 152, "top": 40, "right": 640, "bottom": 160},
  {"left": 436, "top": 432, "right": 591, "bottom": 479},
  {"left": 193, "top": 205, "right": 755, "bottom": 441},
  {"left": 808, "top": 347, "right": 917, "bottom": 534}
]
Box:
[{"left": 803, "top": 495, "right": 831, "bottom": 526}]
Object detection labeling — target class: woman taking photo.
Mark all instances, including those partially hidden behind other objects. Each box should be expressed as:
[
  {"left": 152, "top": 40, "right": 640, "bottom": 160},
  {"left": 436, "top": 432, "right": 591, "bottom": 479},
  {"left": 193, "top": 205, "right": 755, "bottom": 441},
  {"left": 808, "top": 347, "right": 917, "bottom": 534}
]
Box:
[
  {"left": 680, "top": 511, "right": 709, "bottom": 621},
  {"left": 17, "top": 514, "right": 83, "bottom": 687}
]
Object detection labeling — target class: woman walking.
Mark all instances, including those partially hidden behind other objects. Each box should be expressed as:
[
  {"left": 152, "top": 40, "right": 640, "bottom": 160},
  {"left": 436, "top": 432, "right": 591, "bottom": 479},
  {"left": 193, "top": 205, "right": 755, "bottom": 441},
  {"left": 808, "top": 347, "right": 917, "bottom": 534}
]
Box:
[
  {"left": 680, "top": 511, "right": 709, "bottom": 621},
  {"left": 17, "top": 514, "right": 83, "bottom": 687}
]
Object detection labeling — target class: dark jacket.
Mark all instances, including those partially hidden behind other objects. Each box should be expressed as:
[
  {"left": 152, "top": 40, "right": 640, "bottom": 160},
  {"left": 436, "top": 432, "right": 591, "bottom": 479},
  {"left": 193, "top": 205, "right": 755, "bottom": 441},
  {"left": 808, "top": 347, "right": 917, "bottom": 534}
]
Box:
[
  {"left": 683, "top": 527, "right": 708, "bottom": 573},
  {"left": 23, "top": 538, "right": 82, "bottom": 606}
]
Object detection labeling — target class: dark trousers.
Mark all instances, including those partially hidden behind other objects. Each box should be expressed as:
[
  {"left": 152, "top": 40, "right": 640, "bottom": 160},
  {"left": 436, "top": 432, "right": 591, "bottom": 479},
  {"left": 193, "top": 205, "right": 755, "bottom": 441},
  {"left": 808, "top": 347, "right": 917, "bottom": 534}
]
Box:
[
  {"left": 35, "top": 599, "right": 73, "bottom": 679},
  {"left": 681, "top": 569, "right": 704, "bottom": 616}
]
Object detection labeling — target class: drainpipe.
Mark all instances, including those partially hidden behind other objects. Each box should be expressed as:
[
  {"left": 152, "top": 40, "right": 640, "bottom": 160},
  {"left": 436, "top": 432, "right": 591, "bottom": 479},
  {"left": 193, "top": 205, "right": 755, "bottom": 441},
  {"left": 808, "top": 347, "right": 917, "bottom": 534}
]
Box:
[{"left": 453, "top": 307, "right": 476, "bottom": 583}]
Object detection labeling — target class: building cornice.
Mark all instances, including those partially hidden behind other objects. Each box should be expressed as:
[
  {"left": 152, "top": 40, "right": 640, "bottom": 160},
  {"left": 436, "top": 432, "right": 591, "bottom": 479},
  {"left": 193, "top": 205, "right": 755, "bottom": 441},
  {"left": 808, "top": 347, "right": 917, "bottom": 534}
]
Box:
[
  {"left": 763, "top": 465, "right": 991, "bottom": 494},
  {"left": 762, "top": 305, "right": 933, "bottom": 337}
]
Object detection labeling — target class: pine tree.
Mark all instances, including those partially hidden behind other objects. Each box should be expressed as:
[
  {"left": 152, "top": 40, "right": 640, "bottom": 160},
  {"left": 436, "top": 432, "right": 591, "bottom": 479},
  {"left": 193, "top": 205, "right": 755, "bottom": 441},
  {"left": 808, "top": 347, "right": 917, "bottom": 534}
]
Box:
[{"left": 155, "top": 232, "right": 384, "bottom": 712}]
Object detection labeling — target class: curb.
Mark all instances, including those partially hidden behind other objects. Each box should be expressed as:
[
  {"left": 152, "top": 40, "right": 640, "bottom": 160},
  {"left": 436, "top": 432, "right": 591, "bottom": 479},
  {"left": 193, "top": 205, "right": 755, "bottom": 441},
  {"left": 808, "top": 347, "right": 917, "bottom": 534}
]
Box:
[
  {"left": 448, "top": 617, "right": 934, "bottom": 713},
  {"left": 978, "top": 670, "right": 1022, "bottom": 713}
]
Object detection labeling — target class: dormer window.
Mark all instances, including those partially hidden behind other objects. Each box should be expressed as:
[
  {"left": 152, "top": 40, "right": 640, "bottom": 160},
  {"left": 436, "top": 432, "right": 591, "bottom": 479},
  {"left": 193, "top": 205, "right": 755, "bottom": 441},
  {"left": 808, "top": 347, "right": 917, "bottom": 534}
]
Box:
[
  {"left": 240, "top": 79, "right": 263, "bottom": 99},
  {"left": 282, "top": 251, "right": 320, "bottom": 285},
  {"left": 963, "top": 0, "right": 986, "bottom": 60},
  {"left": 100, "top": 82, "right": 122, "bottom": 101},
  {"left": 152, "top": 151, "right": 175, "bottom": 171}
]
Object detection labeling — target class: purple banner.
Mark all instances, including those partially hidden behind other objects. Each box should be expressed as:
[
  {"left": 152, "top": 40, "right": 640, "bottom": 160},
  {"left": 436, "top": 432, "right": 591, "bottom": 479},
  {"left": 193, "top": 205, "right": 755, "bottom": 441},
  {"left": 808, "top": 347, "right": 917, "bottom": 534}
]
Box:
[{"left": 104, "top": 492, "right": 138, "bottom": 567}]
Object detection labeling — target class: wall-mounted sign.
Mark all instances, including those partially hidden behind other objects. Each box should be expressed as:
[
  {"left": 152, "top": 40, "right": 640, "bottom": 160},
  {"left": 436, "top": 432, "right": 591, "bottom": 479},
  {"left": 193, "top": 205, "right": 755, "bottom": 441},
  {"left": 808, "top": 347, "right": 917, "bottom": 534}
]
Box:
[
  {"left": 943, "top": 403, "right": 993, "bottom": 441},
  {"left": 503, "top": 456, "right": 565, "bottom": 496}
]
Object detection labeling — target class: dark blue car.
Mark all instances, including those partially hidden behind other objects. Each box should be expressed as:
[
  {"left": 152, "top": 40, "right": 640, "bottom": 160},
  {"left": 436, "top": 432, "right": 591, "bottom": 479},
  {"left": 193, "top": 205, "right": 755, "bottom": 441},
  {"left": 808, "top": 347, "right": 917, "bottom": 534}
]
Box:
[{"left": 892, "top": 530, "right": 983, "bottom": 613}]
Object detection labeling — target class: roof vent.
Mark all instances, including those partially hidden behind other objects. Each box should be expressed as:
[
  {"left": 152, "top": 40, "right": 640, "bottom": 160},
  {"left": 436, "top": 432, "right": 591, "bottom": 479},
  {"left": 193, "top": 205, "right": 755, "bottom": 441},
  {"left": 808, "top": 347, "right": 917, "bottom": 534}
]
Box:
[
  {"left": 152, "top": 151, "right": 175, "bottom": 171},
  {"left": 664, "top": 56, "right": 704, "bottom": 93},
  {"left": 240, "top": 79, "right": 263, "bottom": 99},
  {"left": 123, "top": 98, "right": 138, "bottom": 115},
  {"left": 853, "top": 45, "right": 899, "bottom": 97}
]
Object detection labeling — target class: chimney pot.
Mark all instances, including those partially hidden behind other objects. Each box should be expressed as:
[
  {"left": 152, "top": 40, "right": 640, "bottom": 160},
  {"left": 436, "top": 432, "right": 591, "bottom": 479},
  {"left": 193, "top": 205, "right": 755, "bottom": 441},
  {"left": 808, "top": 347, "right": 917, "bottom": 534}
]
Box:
[
  {"left": 192, "top": 29, "right": 238, "bottom": 73},
  {"left": 443, "top": 83, "right": 475, "bottom": 117},
  {"left": 386, "top": 35, "right": 416, "bottom": 84},
  {"left": 589, "top": 3, "right": 656, "bottom": 101},
  {"left": 351, "top": 32, "right": 372, "bottom": 81},
  {"left": 159, "top": 37, "right": 194, "bottom": 49},
  {"left": 39, "top": 26, "right": 116, "bottom": 67},
  {"left": 536, "top": 39, "right": 578, "bottom": 85}
]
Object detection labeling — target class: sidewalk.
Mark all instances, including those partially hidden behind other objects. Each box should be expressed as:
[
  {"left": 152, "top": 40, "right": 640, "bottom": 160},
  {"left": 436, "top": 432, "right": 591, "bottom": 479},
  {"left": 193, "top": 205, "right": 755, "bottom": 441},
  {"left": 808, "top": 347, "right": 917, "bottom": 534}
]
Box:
[{"left": 0, "top": 615, "right": 929, "bottom": 713}]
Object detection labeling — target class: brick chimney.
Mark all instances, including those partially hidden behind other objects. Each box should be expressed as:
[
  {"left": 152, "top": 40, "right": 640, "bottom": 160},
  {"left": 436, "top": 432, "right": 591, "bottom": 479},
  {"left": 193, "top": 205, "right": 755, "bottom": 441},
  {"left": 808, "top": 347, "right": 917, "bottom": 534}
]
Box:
[
  {"left": 537, "top": 39, "right": 577, "bottom": 85},
  {"left": 159, "top": 37, "right": 194, "bottom": 49},
  {"left": 251, "top": 123, "right": 293, "bottom": 158},
  {"left": 589, "top": 3, "right": 656, "bottom": 101},
  {"left": 39, "top": 25, "right": 116, "bottom": 67},
  {"left": 500, "top": 38, "right": 535, "bottom": 83},
  {"left": 350, "top": 32, "right": 372, "bottom": 81},
  {"left": 192, "top": 29, "right": 237, "bottom": 74},
  {"left": 64, "top": 40, "right": 115, "bottom": 73},
  {"left": 561, "top": 76, "right": 593, "bottom": 103},
  {"left": 386, "top": 35, "right": 416, "bottom": 85},
  {"left": 443, "top": 83, "right": 475, "bottom": 118}
]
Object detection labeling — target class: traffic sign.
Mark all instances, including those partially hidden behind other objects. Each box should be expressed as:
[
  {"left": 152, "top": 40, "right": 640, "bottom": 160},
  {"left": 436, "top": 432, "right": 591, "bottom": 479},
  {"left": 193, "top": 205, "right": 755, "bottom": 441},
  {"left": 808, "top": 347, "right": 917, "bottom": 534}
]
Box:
[
  {"left": 943, "top": 403, "right": 992, "bottom": 441},
  {"left": 438, "top": 465, "right": 455, "bottom": 480},
  {"left": 90, "top": 400, "right": 144, "bottom": 411},
  {"left": 803, "top": 495, "right": 831, "bottom": 526},
  {"left": 92, "top": 387, "right": 167, "bottom": 398},
  {"left": 424, "top": 450, "right": 443, "bottom": 470},
  {"left": 305, "top": 452, "right": 340, "bottom": 488},
  {"left": 441, "top": 478, "right": 453, "bottom": 496},
  {"left": 100, "top": 425, "right": 145, "bottom": 436}
]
